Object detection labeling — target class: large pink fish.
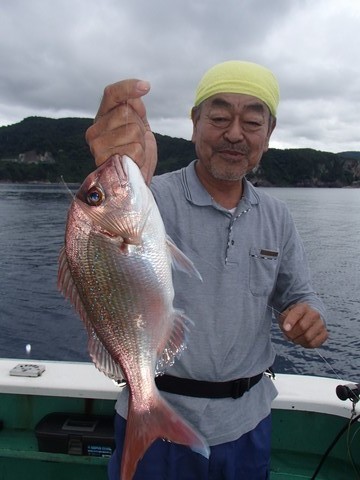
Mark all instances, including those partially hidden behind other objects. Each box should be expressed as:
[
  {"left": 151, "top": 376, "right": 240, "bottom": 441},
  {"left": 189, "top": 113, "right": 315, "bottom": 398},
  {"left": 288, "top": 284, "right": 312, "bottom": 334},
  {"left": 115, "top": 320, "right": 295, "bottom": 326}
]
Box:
[{"left": 58, "top": 154, "right": 209, "bottom": 479}]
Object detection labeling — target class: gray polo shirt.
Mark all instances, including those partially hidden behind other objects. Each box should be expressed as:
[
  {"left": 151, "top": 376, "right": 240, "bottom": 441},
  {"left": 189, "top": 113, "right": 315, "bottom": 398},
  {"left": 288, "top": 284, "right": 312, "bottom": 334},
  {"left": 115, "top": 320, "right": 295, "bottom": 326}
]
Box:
[{"left": 115, "top": 160, "right": 327, "bottom": 445}]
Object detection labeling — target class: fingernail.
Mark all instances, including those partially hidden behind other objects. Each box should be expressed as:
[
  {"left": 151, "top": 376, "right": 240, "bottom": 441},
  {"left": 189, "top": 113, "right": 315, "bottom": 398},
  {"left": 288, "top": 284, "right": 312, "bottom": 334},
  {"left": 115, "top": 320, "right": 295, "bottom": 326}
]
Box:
[
  {"left": 283, "top": 323, "right": 291, "bottom": 332},
  {"left": 136, "top": 80, "right": 150, "bottom": 93}
]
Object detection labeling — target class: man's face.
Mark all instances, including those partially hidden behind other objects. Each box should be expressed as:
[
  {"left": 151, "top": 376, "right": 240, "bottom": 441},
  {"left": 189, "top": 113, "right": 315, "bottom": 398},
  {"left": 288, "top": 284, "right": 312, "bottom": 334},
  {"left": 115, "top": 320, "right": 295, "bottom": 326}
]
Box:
[{"left": 191, "top": 93, "right": 276, "bottom": 182}]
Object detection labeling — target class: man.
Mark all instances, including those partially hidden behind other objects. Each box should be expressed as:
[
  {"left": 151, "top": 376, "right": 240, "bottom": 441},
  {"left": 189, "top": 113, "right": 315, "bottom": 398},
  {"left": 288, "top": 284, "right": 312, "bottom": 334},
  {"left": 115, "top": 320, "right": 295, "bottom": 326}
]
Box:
[{"left": 86, "top": 61, "right": 328, "bottom": 479}]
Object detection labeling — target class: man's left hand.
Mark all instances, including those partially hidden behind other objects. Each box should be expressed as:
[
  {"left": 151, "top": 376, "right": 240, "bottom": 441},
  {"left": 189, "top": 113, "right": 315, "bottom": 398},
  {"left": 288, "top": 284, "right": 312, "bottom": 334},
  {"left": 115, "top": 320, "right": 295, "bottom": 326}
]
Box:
[{"left": 280, "top": 303, "right": 328, "bottom": 348}]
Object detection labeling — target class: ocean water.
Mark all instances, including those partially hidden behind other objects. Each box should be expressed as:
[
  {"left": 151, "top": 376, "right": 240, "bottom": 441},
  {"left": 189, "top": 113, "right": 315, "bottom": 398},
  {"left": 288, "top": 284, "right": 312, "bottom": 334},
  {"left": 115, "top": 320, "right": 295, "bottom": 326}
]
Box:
[
  {"left": 0, "top": 184, "right": 88, "bottom": 362},
  {"left": 268, "top": 188, "right": 360, "bottom": 381},
  {"left": 0, "top": 183, "right": 359, "bottom": 383}
]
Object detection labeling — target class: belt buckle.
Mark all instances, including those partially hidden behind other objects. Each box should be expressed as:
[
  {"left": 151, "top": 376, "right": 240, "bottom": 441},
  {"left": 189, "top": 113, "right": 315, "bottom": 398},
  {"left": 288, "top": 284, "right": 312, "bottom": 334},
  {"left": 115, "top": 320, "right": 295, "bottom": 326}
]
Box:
[{"left": 231, "top": 379, "right": 248, "bottom": 399}]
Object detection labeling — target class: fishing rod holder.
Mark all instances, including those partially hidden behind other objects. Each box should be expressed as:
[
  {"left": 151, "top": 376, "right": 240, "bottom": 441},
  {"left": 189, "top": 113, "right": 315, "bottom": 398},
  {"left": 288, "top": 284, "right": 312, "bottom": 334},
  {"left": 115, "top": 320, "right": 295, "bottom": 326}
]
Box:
[{"left": 336, "top": 383, "right": 360, "bottom": 404}]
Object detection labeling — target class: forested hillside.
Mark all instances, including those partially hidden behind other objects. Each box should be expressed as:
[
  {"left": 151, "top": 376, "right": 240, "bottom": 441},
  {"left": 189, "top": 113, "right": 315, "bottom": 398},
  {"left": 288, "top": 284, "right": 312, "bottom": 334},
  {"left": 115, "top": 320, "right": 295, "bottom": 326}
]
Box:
[{"left": 0, "top": 116, "right": 359, "bottom": 187}]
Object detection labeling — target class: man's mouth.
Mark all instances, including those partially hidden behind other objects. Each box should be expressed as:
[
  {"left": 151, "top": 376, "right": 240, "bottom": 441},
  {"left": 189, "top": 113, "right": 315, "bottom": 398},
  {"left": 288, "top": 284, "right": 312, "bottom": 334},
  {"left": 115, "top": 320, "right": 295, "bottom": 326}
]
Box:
[{"left": 217, "top": 149, "right": 247, "bottom": 160}]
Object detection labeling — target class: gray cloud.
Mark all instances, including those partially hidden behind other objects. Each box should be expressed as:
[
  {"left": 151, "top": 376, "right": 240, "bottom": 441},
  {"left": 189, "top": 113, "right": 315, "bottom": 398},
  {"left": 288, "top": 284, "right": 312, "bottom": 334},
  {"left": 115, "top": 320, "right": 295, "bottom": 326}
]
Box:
[{"left": 0, "top": 0, "right": 359, "bottom": 153}]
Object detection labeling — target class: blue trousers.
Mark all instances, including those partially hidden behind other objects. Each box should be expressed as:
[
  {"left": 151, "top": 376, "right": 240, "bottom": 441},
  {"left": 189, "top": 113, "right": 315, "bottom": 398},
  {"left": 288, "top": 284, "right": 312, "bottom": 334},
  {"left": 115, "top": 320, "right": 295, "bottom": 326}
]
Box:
[{"left": 108, "top": 412, "right": 271, "bottom": 480}]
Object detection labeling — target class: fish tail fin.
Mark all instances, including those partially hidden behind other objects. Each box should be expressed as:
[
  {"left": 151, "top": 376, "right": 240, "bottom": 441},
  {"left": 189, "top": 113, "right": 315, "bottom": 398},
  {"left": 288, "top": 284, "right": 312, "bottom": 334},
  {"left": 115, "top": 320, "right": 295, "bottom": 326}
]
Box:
[{"left": 121, "top": 394, "right": 209, "bottom": 479}]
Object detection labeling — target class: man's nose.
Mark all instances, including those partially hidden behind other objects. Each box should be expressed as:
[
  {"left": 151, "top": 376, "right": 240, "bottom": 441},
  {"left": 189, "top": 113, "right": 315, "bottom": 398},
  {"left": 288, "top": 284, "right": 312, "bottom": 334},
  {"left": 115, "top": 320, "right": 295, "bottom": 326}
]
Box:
[{"left": 223, "top": 119, "right": 245, "bottom": 143}]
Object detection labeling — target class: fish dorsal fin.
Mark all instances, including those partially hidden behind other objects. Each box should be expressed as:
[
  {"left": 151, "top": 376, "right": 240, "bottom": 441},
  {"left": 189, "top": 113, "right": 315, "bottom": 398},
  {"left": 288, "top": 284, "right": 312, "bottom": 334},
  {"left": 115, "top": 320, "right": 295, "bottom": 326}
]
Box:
[
  {"left": 58, "top": 246, "right": 124, "bottom": 381},
  {"left": 166, "top": 236, "right": 202, "bottom": 281},
  {"left": 155, "top": 309, "right": 193, "bottom": 375}
]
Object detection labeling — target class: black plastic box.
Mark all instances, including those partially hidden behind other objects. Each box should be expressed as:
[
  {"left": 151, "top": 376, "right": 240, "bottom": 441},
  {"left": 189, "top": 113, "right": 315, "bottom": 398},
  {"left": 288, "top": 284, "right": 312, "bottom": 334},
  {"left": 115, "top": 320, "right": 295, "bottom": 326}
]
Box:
[{"left": 35, "top": 413, "right": 115, "bottom": 457}]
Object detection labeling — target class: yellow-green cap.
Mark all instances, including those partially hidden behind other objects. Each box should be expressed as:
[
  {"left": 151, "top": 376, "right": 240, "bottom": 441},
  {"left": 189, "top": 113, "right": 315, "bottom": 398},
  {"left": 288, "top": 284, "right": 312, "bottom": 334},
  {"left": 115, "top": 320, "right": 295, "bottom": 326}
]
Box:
[{"left": 194, "top": 60, "right": 280, "bottom": 116}]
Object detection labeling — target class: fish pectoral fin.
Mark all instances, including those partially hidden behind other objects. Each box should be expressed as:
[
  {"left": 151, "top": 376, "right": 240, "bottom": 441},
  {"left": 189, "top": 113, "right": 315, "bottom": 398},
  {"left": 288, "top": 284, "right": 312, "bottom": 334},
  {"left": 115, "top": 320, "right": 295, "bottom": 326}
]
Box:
[
  {"left": 166, "top": 236, "right": 202, "bottom": 281},
  {"left": 110, "top": 212, "right": 144, "bottom": 244},
  {"left": 156, "top": 310, "right": 193, "bottom": 374}
]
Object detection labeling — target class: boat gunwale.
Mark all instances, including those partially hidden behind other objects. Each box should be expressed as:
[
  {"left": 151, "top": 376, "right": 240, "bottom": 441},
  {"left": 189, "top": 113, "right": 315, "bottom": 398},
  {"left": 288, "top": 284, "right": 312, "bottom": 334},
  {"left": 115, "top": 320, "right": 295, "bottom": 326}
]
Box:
[{"left": 0, "top": 358, "right": 357, "bottom": 419}]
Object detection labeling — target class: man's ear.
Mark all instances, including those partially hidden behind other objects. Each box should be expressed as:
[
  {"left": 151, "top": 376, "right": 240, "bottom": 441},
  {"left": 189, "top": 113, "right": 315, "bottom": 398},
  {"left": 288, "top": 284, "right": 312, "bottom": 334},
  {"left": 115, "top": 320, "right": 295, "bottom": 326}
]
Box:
[
  {"left": 191, "top": 106, "right": 199, "bottom": 143},
  {"left": 264, "top": 116, "right": 277, "bottom": 151}
]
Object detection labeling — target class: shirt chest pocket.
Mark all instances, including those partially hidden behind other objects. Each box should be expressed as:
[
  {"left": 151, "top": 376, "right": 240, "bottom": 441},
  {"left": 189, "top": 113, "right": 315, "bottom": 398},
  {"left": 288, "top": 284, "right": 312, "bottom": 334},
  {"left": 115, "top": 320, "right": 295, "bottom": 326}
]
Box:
[{"left": 249, "top": 247, "right": 279, "bottom": 297}]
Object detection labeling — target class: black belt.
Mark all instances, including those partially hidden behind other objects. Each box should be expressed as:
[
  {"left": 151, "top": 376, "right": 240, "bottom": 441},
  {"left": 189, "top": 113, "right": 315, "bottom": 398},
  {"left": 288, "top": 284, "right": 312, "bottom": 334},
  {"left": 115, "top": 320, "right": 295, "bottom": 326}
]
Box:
[{"left": 155, "top": 372, "right": 266, "bottom": 399}]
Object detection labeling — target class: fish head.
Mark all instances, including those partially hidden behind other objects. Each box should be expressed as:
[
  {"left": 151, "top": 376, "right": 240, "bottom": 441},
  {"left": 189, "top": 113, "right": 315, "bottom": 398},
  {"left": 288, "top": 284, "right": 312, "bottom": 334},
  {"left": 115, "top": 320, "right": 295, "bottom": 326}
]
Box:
[{"left": 72, "top": 154, "right": 150, "bottom": 242}]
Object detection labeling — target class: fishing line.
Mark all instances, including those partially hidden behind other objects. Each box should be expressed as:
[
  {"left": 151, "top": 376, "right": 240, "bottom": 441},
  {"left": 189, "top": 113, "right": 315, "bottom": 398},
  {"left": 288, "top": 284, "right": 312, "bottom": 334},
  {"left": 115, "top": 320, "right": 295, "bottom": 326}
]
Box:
[
  {"left": 124, "top": 82, "right": 129, "bottom": 142},
  {"left": 60, "top": 175, "right": 76, "bottom": 200},
  {"left": 314, "top": 347, "right": 344, "bottom": 382}
]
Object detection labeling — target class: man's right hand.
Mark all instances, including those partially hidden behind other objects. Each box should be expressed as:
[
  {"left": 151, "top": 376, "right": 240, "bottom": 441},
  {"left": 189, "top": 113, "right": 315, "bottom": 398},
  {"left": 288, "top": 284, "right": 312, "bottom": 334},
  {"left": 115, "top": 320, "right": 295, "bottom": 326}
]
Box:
[{"left": 85, "top": 79, "right": 158, "bottom": 184}]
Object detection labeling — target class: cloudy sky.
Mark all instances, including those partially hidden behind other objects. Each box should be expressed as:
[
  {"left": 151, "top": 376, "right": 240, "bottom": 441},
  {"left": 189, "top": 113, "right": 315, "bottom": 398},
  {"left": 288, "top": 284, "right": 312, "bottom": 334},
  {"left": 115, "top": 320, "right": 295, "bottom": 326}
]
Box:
[{"left": 1, "top": 0, "right": 359, "bottom": 153}]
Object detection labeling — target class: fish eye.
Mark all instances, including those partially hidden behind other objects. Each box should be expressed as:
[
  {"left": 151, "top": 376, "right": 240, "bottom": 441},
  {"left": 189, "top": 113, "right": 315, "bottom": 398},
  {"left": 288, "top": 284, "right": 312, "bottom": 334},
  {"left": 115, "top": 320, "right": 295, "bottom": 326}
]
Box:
[{"left": 86, "top": 186, "right": 104, "bottom": 206}]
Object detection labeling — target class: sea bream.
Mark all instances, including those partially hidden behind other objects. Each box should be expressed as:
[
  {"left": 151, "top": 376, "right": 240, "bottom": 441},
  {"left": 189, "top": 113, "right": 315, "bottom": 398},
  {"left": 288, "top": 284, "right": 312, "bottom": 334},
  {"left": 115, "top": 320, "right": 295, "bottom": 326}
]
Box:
[{"left": 58, "top": 154, "right": 209, "bottom": 479}]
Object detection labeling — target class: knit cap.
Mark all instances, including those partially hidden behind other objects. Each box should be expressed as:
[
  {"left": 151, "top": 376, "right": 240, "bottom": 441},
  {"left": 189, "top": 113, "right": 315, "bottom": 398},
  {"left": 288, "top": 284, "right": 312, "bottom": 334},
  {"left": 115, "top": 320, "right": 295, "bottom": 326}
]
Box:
[{"left": 194, "top": 61, "right": 280, "bottom": 116}]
